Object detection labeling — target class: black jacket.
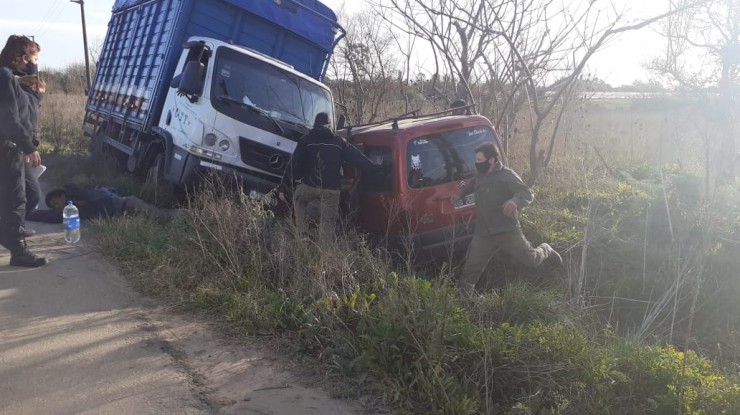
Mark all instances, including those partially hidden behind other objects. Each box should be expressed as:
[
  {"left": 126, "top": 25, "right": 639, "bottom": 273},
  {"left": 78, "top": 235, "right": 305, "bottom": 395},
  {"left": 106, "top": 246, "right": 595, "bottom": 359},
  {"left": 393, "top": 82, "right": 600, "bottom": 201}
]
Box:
[
  {"left": 27, "top": 184, "right": 126, "bottom": 224},
  {"left": 0, "top": 66, "right": 36, "bottom": 154},
  {"left": 14, "top": 74, "right": 43, "bottom": 146},
  {"left": 281, "top": 126, "right": 376, "bottom": 191}
]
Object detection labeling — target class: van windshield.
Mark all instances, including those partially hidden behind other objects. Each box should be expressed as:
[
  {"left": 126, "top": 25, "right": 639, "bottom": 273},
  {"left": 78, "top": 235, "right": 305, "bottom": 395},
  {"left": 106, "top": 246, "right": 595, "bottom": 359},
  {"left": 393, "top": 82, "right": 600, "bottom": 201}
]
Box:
[
  {"left": 407, "top": 126, "right": 498, "bottom": 188},
  {"left": 211, "top": 47, "right": 333, "bottom": 137}
]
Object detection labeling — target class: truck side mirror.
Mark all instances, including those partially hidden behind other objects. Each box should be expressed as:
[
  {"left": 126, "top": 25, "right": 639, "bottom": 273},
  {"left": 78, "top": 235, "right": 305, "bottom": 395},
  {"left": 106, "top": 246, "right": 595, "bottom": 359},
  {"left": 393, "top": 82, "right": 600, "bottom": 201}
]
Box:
[
  {"left": 179, "top": 60, "right": 205, "bottom": 96},
  {"left": 337, "top": 114, "right": 346, "bottom": 130}
]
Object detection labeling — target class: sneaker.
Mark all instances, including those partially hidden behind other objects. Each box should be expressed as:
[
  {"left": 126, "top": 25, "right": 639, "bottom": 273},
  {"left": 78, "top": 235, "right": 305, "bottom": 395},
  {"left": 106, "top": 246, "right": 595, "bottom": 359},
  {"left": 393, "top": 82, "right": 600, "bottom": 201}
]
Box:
[
  {"left": 541, "top": 243, "right": 563, "bottom": 265},
  {"left": 10, "top": 248, "right": 48, "bottom": 268}
]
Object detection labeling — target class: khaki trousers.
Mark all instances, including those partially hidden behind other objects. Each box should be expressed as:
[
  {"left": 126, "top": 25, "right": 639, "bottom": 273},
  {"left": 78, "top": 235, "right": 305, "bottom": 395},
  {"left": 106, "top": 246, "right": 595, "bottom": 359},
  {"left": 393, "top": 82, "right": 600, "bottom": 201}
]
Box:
[
  {"left": 292, "top": 184, "right": 340, "bottom": 243},
  {"left": 458, "top": 230, "right": 552, "bottom": 295}
]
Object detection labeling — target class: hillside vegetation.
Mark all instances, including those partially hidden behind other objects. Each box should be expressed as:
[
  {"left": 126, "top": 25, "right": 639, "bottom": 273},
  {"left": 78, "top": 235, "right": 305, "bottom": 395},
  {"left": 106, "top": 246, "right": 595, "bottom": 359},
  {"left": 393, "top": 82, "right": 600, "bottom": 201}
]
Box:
[{"left": 34, "top": 85, "right": 740, "bottom": 414}]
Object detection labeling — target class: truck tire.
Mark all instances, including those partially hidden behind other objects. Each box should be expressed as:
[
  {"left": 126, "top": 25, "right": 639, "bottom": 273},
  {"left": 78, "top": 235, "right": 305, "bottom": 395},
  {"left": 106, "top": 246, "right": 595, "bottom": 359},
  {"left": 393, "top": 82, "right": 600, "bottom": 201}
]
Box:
[{"left": 145, "top": 151, "right": 165, "bottom": 185}]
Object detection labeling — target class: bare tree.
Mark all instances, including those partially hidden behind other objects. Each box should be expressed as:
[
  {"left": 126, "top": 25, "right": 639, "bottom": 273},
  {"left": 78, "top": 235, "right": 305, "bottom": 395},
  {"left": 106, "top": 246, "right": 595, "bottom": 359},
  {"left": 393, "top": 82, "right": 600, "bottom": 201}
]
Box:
[
  {"left": 649, "top": 0, "right": 738, "bottom": 184},
  {"left": 328, "top": 11, "right": 401, "bottom": 125},
  {"left": 376, "top": 0, "right": 692, "bottom": 183}
]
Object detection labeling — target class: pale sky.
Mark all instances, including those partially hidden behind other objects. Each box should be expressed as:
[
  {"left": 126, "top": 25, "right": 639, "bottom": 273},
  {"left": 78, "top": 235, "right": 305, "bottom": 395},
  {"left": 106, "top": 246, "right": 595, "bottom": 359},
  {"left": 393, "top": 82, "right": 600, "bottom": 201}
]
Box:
[{"left": 0, "top": 0, "right": 668, "bottom": 87}]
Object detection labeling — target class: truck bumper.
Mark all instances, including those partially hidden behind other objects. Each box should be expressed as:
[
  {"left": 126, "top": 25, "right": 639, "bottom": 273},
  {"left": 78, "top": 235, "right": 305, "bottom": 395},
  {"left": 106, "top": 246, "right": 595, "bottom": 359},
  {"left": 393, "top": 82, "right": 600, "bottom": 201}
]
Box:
[{"left": 166, "top": 146, "right": 281, "bottom": 194}]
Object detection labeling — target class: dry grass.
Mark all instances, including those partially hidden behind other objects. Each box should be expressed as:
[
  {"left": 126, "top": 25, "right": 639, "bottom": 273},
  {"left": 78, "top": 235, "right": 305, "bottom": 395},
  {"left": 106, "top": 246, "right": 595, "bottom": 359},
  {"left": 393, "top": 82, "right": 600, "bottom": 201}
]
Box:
[{"left": 37, "top": 92, "right": 89, "bottom": 154}]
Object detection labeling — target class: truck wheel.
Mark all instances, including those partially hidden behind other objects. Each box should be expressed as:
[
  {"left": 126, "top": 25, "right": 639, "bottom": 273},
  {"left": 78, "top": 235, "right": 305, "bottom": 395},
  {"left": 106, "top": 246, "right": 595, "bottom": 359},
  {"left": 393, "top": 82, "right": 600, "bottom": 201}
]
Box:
[{"left": 145, "top": 152, "right": 165, "bottom": 185}]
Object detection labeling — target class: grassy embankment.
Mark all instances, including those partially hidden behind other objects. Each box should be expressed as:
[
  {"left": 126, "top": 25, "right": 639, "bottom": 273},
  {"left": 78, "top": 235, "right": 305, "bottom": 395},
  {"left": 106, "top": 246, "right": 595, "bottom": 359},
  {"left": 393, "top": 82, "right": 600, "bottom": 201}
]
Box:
[{"left": 39, "top": 91, "right": 740, "bottom": 414}]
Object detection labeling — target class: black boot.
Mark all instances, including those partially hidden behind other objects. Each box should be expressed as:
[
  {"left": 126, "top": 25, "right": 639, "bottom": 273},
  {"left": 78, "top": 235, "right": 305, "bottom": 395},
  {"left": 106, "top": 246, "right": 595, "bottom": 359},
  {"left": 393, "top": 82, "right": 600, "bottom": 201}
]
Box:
[{"left": 7, "top": 238, "right": 47, "bottom": 268}]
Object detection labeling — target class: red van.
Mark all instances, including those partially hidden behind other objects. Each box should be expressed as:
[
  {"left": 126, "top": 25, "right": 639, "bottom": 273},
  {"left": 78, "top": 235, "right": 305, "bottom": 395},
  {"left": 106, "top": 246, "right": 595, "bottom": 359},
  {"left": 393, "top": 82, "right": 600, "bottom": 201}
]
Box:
[{"left": 340, "top": 110, "right": 505, "bottom": 263}]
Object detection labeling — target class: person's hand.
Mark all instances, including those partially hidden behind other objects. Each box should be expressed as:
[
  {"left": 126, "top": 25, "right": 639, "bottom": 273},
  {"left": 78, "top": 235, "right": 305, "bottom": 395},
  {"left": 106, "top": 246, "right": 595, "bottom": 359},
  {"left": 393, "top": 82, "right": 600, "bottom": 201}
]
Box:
[
  {"left": 278, "top": 192, "right": 286, "bottom": 203},
  {"left": 25, "top": 151, "right": 41, "bottom": 168},
  {"left": 502, "top": 199, "right": 518, "bottom": 218}
]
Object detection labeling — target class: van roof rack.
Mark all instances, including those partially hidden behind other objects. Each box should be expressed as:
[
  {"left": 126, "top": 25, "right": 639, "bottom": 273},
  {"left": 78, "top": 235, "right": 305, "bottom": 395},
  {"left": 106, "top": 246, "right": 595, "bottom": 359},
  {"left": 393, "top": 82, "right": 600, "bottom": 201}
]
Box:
[{"left": 342, "top": 104, "right": 477, "bottom": 136}]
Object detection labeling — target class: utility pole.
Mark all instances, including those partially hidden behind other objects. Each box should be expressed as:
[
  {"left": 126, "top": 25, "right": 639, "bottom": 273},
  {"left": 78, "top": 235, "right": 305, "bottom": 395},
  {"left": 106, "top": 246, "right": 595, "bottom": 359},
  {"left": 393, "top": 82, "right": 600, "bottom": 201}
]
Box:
[{"left": 70, "top": 0, "right": 91, "bottom": 91}]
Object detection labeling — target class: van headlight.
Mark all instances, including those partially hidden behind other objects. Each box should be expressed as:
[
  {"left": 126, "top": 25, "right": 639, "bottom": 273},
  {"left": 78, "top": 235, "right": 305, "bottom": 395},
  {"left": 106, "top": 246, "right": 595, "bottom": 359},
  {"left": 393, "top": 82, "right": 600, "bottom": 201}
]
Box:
[{"left": 219, "top": 139, "right": 231, "bottom": 151}]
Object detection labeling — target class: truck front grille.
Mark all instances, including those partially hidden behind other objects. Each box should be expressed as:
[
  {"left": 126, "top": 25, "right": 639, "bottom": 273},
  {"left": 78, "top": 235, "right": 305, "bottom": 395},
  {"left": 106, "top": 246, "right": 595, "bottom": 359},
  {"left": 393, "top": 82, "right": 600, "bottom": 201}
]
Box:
[{"left": 239, "top": 137, "right": 292, "bottom": 175}]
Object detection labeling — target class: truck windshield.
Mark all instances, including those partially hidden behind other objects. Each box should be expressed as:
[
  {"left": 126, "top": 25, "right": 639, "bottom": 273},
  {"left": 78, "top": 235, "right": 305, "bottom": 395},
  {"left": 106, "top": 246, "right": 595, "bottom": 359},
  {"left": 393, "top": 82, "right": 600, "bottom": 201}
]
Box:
[
  {"left": 407, "top": 126, "right": 498, "bottom": 188},
  {"left": 211, "top": 47, "right": 333, "bottom": 136}
]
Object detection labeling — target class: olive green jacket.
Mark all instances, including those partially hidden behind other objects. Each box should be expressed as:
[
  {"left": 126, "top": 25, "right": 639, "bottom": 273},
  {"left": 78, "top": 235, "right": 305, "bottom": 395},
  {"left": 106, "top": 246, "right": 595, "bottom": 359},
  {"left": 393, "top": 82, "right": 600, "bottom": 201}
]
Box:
[{"left": 461, "top": 163, "right": 533, "bottom": 236}]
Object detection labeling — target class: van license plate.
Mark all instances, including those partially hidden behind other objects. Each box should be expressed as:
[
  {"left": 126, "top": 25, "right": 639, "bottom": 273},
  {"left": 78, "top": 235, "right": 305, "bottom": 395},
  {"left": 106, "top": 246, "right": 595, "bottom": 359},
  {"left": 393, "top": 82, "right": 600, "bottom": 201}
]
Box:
[{"left": 454, "top": 194, "right": 475, "bottom": 209}]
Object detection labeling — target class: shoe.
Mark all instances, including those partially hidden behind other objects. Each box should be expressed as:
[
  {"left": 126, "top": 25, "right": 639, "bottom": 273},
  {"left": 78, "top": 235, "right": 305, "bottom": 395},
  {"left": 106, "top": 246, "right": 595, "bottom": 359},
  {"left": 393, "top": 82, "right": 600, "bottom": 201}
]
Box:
[
  {"left": 10, "top": 248, "right": 48, "bottom": 268},
  {"left": 541, "top": 243, "right": 563, "bottom": 265},
  {"left": 21, "top": 227, "right": 37, "bottom": 237}
]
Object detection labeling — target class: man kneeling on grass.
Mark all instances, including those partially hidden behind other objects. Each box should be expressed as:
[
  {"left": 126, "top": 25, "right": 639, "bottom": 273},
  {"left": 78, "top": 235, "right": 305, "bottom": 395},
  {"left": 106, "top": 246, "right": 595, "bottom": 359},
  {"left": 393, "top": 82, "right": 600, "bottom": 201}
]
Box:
[{"left": 27, "top": 184, "right": 181, "bottom": 223}]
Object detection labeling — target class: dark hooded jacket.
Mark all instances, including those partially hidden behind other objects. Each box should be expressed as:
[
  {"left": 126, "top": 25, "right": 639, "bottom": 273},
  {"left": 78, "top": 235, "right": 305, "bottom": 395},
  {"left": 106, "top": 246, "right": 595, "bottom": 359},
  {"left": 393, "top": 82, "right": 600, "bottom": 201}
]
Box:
[
  {"left": 0, "top": 66, "right": 36, "bottom": 154},
  {"left": 281, "top": 126, "right": 376, "bottom": 191},
  {"left": 27, "top": 184, "right": 126, "bottom": 224},
  {"left": 13, "top": 71, "right": 43, "bottom": 146}
]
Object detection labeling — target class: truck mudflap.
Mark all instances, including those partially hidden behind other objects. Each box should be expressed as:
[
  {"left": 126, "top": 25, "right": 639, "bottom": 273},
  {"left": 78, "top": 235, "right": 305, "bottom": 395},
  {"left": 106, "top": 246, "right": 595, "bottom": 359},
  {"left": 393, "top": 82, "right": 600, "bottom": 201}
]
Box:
[
  {"left": 166, "top": 146, "right": 281, "bottom": 195},
  {"left": 381, "top": 222, "right": 475, "bottom": 264}
]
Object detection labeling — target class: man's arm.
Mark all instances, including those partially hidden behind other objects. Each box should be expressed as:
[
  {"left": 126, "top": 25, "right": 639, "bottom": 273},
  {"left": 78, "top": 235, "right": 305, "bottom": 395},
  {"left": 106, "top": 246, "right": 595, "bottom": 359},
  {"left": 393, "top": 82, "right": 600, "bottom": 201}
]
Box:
[
  {"left": 504, "top": 169, "right": 534, "bottom": 208},
  {"left": 342, "top": 139, "right": 379, "bottom": 171},
  {"left": 27, "top": 208, "right": 63, "bottom": 224},
  {"left": 279, "top": 136, "right": 308, "bottom": 195},
  {"left": 0, "top": 71, "right": 36, "bottom": 154}
]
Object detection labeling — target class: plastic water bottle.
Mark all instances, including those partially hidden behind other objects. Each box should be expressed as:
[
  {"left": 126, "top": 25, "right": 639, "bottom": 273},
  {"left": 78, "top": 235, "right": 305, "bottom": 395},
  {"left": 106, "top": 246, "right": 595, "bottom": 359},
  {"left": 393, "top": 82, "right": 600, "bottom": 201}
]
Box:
[{"left": 63, "top": 200, "right": 80, "bottom": 244}]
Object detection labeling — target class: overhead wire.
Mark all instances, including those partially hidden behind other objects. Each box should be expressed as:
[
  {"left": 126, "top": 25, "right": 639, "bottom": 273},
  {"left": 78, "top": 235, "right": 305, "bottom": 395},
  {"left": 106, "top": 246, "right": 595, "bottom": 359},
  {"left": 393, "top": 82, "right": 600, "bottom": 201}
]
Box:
[{"left": 34, "top": 1, "right": 69, "bottom": 39}]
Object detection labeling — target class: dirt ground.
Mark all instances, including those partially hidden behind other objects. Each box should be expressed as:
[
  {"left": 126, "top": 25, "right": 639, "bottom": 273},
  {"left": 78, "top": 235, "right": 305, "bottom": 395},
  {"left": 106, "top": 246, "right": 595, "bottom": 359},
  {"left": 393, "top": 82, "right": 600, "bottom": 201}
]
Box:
[{"left": 0, "top": 221, "right": 371, "bottom": 415}]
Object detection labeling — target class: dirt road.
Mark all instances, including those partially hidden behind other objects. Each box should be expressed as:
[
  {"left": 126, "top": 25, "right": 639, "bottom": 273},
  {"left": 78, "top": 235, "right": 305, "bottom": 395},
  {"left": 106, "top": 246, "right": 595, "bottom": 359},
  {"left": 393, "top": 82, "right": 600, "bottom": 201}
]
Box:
[{"left": 0, "top": 222, "right": 364, "bottom": 415}]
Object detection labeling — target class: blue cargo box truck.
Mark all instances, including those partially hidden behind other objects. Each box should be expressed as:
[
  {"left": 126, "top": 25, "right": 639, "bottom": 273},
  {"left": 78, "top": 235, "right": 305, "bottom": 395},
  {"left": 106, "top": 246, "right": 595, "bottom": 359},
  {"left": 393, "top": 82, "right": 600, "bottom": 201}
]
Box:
[{"left": 84, "top": 0, "right": 345, "bottom": 191}]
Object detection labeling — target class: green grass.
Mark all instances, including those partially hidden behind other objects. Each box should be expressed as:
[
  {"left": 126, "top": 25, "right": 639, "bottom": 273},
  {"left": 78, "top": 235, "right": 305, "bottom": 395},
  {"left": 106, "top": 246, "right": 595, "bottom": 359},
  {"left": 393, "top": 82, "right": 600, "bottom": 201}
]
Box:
[
  {"left": 39, "top": 89, "right": 740, "bottom": 414},
  {"left": 90, "top": 179, "right": 740, "bottom": 414}
]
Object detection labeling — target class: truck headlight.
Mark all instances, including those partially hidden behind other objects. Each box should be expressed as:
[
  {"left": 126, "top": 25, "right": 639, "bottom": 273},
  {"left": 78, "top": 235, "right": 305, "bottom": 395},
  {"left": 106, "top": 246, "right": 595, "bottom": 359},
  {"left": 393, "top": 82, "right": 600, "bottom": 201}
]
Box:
[
  {"left": 204, "top": 133, "right": 217, "bottom": 147},
  {"left": 219, "top": 139, "right": 231, "bottom": 151}
]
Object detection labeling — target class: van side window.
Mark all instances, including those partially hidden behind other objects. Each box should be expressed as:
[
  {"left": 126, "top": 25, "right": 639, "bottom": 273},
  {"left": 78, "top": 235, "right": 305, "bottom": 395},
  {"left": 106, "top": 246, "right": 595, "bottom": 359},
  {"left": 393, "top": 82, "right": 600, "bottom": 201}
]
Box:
[
  {"left": 362, "top": 146, "right": 392, "bottom": 192},
  {"left": 407, "top": 127, "right": 498, "bottom": 188}
]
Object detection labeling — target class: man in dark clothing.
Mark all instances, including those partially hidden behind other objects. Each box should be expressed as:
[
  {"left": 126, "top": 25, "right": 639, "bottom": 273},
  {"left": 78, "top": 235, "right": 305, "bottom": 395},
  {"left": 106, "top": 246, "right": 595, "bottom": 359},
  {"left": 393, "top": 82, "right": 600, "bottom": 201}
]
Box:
[
  {"left": 457, "top": 142, "right": 561, "bottom": 295},
  {"left": 0, "top": 35, "right": 46, "bottom": 267},
  {"left": 278, "top": 112, "right": 377, "bottom": 243},
  {"left": 28, "top": 184, "right": 179, "bottom": 223}
]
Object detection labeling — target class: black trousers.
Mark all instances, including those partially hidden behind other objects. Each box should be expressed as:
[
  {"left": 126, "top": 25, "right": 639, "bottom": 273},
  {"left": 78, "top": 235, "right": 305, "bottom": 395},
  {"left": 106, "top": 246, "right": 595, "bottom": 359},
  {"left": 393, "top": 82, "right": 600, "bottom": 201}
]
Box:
[
  {"left": 24, "top": 162, "right": 41, "bottom": 215},
  {"left": 0, "top": 147, "right": 26, "bottom": 243}
]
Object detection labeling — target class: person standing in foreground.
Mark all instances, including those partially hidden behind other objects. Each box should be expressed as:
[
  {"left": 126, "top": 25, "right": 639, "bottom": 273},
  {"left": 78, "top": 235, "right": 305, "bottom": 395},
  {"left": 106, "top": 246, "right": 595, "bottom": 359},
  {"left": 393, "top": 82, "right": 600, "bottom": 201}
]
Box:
[
  {"left": 17, "top": 67, "right": 47, "bottom": 237},
  {"left": 457, "top": 142, "right": 561, "bottom": 295},
  {"left": 278, "top": 112, "right": 378, "bottom": 244},
  {"left": 0, "top": 35, "right": 47, "bottom": 267}
]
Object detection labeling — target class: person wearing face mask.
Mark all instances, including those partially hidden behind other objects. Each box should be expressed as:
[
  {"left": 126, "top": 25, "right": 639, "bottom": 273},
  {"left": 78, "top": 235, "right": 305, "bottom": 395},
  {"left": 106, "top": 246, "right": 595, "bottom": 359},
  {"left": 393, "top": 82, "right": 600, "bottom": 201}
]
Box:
[
  {"left": 13, "top": 39, "right": 45, "bottom": 237},
  {"left": 0, "top": 35, "right": 47, "bottom": 267},
  {"left": 456, "top": 142, "right": 560, "bottom": 296}
]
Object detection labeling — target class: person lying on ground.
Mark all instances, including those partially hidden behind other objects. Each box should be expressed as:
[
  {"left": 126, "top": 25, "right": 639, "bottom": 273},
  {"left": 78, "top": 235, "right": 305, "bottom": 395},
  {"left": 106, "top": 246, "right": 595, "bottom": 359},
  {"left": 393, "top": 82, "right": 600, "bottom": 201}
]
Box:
[{"left": 27, "top": 184, "right": 183, "bottom": 223}]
